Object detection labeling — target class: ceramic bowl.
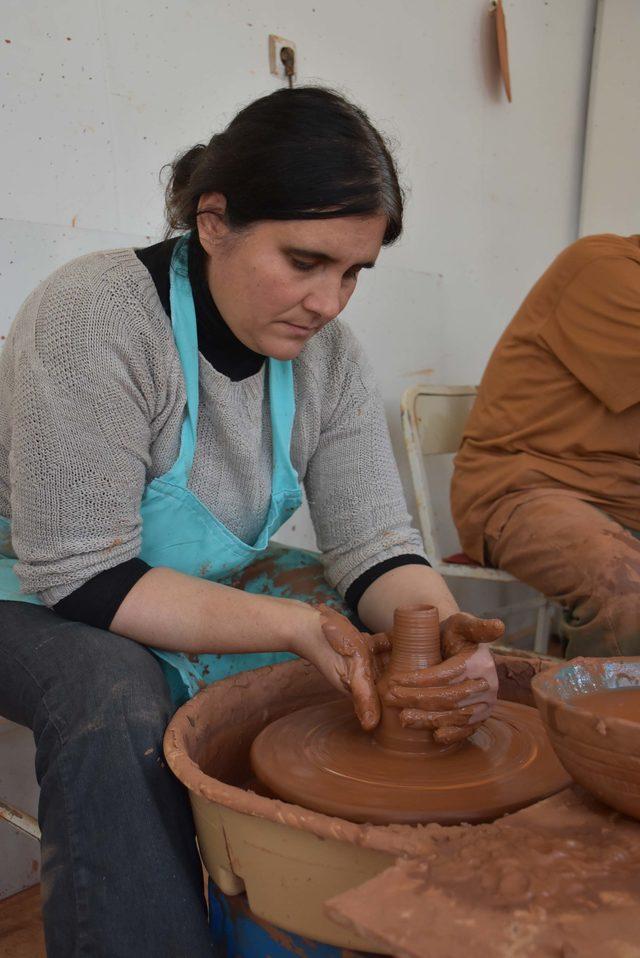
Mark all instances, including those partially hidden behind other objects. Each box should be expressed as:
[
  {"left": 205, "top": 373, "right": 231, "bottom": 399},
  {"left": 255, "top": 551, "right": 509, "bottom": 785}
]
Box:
[{"left": 531, "top": 657, "right": 640, "bottom": 820}]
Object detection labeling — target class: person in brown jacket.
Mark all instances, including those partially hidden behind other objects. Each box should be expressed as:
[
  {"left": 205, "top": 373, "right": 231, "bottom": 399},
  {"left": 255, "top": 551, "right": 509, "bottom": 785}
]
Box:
[{"left": 451, "top": 234, "right": 640, "bottom": 657}]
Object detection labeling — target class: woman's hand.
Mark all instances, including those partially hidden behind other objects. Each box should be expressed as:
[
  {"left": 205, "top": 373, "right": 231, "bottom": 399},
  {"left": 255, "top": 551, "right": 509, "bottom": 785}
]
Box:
[
  {"left": 294, "top": 605, "right": 390, "bottom": 731},
  {"left": 382, "top": 613, "right": 504, "bottom": 745}
]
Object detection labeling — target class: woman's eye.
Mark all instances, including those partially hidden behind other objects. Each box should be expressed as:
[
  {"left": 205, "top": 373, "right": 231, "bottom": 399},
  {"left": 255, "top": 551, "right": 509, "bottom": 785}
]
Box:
[{"left": 291, "top": 258, "right": 315, "bottom": 272}]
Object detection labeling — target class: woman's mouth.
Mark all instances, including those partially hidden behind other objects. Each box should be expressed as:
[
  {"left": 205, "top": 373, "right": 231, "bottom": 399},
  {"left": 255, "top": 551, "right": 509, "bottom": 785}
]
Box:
[{"left": 280, "top": 321, "right": 315, "bottom": 337}]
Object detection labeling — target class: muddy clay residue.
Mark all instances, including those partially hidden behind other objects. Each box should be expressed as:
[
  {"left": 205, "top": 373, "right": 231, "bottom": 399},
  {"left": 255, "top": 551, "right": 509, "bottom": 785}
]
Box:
[
  {"left": 326, "top": 788, "right": 640, "bottom": 958},
  {"left": 226, "top": 548, "right": 346, "bottom": 610},
  {"left": 493, "top": 652, "right": 555, "bottom": 707}
]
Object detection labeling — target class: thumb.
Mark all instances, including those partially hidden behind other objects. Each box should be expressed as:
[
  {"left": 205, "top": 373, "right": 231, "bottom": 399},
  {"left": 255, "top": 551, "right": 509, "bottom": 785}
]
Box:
[
  {"left": 444, "top": 612, "right": 504, "bottom": 645},
  {"left": 465, "top": 617, "right": 505, "bottom": 644},
  {"left": 441, "top": 612, "right": 504, "bottom": 658}
]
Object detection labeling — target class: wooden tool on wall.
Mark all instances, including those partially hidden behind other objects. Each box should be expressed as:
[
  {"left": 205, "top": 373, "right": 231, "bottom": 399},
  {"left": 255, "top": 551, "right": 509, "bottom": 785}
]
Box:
[{"left": 492, "top": 0, "right": 512, "bottom": 102}]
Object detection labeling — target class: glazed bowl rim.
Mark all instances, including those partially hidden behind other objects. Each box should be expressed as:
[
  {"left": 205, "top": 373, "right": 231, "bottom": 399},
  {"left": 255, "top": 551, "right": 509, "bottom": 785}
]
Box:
[{"left": 531, "top": 656, "right": 640, "bottom": 730}]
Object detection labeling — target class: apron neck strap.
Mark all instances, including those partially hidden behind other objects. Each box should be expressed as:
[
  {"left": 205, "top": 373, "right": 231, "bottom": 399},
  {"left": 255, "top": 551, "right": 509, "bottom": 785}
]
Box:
[{"left": 169, "top": 234, "right": 199, "bottom": 471}]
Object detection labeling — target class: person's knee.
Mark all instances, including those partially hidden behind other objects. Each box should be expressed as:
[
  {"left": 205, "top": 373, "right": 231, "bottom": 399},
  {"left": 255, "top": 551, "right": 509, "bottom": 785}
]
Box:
[
  {"left": 37, "top": 625, "right": 172, "bottom": 748},
  {"left": 580, "top": 528, "right": 640, "bottom": 605},
  {"left": 597, "top": 593, "right": 640, "bottom": 655},
  {"left": 567, "top": 536, "right": 640, "bottom": 656}
]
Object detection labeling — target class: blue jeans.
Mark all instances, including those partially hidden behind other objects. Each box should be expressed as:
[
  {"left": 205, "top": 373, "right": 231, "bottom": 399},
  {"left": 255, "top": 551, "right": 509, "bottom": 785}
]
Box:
[{"left": 0, "top": 545, "right": 347, "bottom": 957}]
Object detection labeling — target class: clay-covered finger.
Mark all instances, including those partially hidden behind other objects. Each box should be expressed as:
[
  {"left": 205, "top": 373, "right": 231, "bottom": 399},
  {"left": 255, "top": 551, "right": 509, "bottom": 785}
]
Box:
[
  {"left": 464, "top": 617, "right": 505, "bottom": 644},
  {"left": 456, "top": 686, "right": 497, "bottom": 709},
  {"left": 348, "top": 658, "right": 381, "bottom": 732},
  {"left": 369, "top": 651, "right": 390, "bottom": 684},
  {"left": 445, "top": 613, "right": 505, "bottom": 645},
  {"left": 365, "top": 632, "right": 392, "bottom": 654},
  {"left": 383, "top": 677, "right": 489, "bottom": 711},
  {"left": 389, "top": 655, "right": 468, "bottom": 689},
  {"left": 465, "top": 701, "right": 494, "bottom": 723},
  {"left": 433, "top": 722, "right": 482, "bottom": 745},
  {"left": 399, "top": 706, "right": 477, "bottom": 730}
]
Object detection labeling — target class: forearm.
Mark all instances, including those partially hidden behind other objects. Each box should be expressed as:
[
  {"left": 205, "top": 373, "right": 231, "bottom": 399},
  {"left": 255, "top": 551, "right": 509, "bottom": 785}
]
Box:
[
  {"left": 356, "top": 565, "right": 459, "bottom": 634},
  {"left": 110, "top": 566, "right": 321, "bottom": 656}
]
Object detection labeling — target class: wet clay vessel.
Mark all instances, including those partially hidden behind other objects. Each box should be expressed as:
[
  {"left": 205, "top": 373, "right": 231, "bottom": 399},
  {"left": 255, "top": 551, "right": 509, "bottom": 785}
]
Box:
[
  {"left": 532, "top": 656, "right": 640, "bottom": 820},
  {"left": 251, "top": 605, "right": 570, "bottom": 825}
]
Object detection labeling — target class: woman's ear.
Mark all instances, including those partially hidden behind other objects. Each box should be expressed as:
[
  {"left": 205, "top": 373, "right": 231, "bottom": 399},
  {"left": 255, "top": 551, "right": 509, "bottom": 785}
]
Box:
[{"left": 196, "top": 192, "right": 229, "bottom": 253}]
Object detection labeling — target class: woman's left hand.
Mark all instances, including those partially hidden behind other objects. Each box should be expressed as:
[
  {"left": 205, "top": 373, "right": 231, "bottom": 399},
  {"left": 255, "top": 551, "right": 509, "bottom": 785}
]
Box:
[{"left": 383, "top": 613, "right": 504, "bottom": 745}]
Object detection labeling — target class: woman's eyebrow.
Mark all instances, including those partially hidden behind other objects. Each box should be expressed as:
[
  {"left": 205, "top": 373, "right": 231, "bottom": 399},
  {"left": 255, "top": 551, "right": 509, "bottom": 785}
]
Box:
[{"left": 284, "top": 246, "right": 377, "bottom": 269}]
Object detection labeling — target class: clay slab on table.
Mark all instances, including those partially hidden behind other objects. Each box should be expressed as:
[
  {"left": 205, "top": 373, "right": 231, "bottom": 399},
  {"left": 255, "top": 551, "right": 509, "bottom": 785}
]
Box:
[{"left": 325, "top": 788, "right": 640, "bottom": 958}]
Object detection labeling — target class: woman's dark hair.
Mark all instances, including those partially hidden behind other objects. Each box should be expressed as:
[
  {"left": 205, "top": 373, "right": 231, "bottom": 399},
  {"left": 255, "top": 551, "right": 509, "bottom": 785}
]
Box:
[{"left": 164, "top": 87, "right": 403, "bottom": 244}]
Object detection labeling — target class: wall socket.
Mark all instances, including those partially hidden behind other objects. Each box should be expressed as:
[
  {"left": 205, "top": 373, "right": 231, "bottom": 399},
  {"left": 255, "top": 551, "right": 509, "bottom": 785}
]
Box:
[{"left": 269, "top": 34, "right": 297, "bottom": 80}]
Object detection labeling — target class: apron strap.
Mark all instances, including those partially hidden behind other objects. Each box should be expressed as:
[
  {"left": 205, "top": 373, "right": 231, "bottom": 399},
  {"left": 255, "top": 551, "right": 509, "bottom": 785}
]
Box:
[
  {"left": 268, "top": 359, "right": 299, "bottom": 493},
  {"left": 168, "top": 235, "right": 199, "bottom": 476}
]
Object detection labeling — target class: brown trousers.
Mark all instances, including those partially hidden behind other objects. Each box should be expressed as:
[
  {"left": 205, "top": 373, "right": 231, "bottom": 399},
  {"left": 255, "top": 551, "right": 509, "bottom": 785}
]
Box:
[{"left": 485, "top": 494, "right": 640, "bottom": 658}]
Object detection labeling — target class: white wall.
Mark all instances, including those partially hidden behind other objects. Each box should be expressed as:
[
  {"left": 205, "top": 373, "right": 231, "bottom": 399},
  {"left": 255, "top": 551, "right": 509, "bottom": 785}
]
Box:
[
  {"left": 1, "top": 0, "right": 596, "bottom": 534},
  {"left": 3, "top": 0, "right": 596, "bottom": 531},
  {"left": 1, "top": 0, "right": 596, "bottom": 895},
  {"left": 580, "top": 0, "right": 640, "bottom": 237}
]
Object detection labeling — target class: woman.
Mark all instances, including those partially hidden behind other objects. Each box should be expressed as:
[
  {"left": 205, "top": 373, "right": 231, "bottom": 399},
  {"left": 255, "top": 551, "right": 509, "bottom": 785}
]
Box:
[{"left": 0, "top": 87, "right": 501, "bottom": 956}]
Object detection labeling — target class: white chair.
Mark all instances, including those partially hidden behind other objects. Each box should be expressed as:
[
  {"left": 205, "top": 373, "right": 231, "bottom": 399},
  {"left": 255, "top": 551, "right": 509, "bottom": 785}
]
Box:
[
  {"left": 401, "top": 384, "right": 555, "bottom": 654},
  {"left": 0, "top": 722, "right": 40, "bottom": 911},
  {"left": 0, "top": 717, "right": 41, "bottom": 843}
]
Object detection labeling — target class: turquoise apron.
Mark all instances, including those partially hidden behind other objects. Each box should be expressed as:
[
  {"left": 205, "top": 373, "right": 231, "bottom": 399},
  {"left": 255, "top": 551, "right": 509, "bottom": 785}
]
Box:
[{"left": 0, "top": 234, "right": 301, "bottom": 704}]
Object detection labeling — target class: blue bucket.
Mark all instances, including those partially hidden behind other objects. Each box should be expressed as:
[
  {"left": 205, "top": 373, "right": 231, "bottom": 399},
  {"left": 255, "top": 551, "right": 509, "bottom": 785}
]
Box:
[{"left": 209, "top": 881, "right": 378, "bottom": 957}]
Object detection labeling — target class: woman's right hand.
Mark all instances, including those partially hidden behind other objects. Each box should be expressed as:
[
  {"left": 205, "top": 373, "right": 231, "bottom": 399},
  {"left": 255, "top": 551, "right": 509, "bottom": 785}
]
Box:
[
  {"left": 380, "top": 613, "right": 502, "bottom": 744},
  {"left": 294, "top": 604, "right": 391, "bottom": 732}
]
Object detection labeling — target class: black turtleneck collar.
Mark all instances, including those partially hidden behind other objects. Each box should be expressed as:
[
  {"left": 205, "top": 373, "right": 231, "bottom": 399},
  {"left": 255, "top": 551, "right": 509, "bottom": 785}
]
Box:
[{"left": 135, "top": 233, "right": 265, "bottom": 382}]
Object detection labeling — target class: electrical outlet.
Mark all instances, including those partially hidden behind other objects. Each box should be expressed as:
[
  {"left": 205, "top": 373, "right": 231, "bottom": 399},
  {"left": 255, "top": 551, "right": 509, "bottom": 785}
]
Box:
[{"left": 269, "top": 34, "right": 297, "bottom": 80}]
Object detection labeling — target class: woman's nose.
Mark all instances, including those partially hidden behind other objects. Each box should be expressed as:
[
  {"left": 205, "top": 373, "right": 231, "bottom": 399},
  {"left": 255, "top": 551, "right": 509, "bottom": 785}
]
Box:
[{"left": 303, "top": 280, "right": 344, "bottom": 322}]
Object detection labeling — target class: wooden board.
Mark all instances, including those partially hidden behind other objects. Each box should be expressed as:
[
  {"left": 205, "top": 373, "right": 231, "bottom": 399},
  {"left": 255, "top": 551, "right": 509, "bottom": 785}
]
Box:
[{"left": 0, "top": 885, "right": 45, "bottom": 958}]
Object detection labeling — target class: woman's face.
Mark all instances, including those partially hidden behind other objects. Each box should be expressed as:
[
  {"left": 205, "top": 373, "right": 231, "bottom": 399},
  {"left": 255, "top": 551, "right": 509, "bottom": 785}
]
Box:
[{"left": 197, "top": 197, "right": 387, "bottom": 360}]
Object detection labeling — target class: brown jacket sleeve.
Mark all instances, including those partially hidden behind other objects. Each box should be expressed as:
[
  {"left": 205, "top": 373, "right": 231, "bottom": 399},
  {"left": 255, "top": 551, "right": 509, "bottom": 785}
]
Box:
[{"left": 540, "top": 254, "right": 640, "bottom": 413}]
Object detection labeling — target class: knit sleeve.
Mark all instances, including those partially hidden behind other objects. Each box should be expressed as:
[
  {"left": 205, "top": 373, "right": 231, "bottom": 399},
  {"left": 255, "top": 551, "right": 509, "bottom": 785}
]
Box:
[
  {"left": 7, "top": 253, "right": 171, "bottom": 606},
  {"left": 304, "top": 324, "right": 427, "bottom": 598}
]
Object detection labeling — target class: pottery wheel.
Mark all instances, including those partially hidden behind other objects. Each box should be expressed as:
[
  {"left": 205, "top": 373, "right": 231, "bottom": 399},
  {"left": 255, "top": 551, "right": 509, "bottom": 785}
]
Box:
[{"left": 250, "top": 697, "right": 570, "bottom": 826}]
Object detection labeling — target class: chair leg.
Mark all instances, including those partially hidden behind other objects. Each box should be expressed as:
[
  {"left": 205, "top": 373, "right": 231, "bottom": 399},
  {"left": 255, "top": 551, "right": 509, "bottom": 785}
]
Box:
[
  {"left": 533, "top": 600, "right": 554, "bottom": 655},
  {"left": 0, "top": 799, "right": 40, "bottom": 841}
]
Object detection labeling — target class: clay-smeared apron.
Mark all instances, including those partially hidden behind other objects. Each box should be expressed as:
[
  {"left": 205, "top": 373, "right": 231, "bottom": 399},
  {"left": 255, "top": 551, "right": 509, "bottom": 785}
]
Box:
[{"left": 0, "top": 234, "right": 302, "bottom": 704}]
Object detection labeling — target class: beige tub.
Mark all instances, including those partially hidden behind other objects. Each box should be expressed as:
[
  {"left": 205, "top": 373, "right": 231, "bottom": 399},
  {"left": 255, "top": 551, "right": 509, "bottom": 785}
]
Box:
[{"left": 164, "top": 650, "right": 556, "bottom": 951}]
